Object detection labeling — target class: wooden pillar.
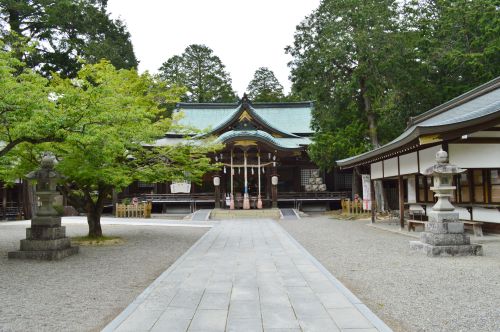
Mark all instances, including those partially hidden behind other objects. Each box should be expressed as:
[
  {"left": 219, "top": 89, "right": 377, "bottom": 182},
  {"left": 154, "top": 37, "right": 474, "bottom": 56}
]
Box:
[
  {"left": 398, "top": 176, "right": 405, "bottom": 229},
  {"left": 214, "top": 184, "right": 221, "bottom": 208},
  {"left": 370, "top": 179, "right": 376, "bottom": 224},
  {"left": 272, "top": 184, "right": 278, "bottom": 208}
]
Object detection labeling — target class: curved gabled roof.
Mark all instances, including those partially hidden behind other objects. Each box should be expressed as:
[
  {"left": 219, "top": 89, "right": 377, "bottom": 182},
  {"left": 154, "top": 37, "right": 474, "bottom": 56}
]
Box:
[
  {"left": 174, "top": 101, "right": 313, "bottom": 136},
  {"left": 216, "top": 130, "right": 310, "bottom": 150}
]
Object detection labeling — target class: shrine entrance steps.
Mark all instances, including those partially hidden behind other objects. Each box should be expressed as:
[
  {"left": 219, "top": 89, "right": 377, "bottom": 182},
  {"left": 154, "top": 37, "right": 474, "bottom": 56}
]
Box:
[
  {"left": 210, "top": 208, "right": 281, "bottom": 220},
  {"left": 280, "top": 208, "right": 300, "bottom": 220},
  {"left": 191, "top": 209, "right": 213, "bottom": 221}
]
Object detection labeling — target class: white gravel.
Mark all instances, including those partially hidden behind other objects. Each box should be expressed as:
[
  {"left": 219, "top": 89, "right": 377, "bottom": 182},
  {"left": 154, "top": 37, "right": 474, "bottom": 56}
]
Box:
[
  {"left": 0, "top": 220, "right": 208, "bottom": 332},
  {"left": 280, "top": 216, "right": 500, "bottom": 332}
]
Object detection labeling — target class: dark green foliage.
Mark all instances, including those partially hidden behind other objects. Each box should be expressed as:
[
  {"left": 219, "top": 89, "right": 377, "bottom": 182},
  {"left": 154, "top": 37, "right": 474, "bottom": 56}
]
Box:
[
  {"left": 0, "top": 0, "right": 138, "bottom": 77},
  {"left": 246, "top": 67, "right": 285, "bottom": 102},
  {"left": 158, "top": 44, "right": 237, "bottom": 103},
  {"left": 287, "top": 0, "right": 500, "bottom": 170}
]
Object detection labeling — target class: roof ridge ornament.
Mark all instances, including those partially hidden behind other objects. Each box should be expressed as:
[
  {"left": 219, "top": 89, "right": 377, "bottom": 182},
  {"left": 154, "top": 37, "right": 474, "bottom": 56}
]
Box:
[{"left": 241, "top": 93, "right": 252, "bottom": 107}]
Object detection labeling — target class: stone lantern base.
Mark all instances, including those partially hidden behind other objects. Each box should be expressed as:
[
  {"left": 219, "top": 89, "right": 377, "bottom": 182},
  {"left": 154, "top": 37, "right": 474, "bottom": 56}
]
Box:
[
  {"left": 409, "top": 212, "right": 482, "bottom": 257},
  {"left": 8, "top": 217, "right": 79, "bottom": 261}
]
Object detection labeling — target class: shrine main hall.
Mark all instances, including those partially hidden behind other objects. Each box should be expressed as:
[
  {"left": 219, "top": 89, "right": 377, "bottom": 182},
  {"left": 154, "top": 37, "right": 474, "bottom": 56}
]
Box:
[{"left": 125, "top": 96, "right": 351, "bottom": 213}]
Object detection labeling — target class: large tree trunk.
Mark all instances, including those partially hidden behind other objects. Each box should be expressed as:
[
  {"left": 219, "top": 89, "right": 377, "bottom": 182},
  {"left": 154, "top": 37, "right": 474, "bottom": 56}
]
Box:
[
  {"left": 351, "top": 166, "right": 362, "bottom": 200},
  {"left": 359, "top": 77, "right": 380, "bottom": 148},
  {"left": 359, "top": 78, "right": 385, "bottom": 210},
  {"left": 87, "top": 207, "right": 103, "bottom": 238},
  {"left": 84, "top": 186, "right": 110, "bottom": 238}
]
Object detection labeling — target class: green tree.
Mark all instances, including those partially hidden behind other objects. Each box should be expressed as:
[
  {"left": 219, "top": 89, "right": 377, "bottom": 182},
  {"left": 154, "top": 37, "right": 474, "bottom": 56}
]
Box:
[
  {"left": 407, "top": 0, "right": 500, "bottom": 106},
  {"left": 0, "top": 0, "right": 138, "bottom": 77},
  {"left": 287, "top": 0, "right": 411, "bottom": 170},
  {"left": 0, "top": 42, "right": 78, "bottom": 161},
  {"left": 45, "top": 61, "right": 220, "bottom": 237},
  {"left": 1, "top": 59, "right": 221, "bottom": 237},
  {"left": 159, "top": 44, "right": 237, "bottom": 103},
  {"left": 246, "top": 67, "right": 285, "bottom": 102}
]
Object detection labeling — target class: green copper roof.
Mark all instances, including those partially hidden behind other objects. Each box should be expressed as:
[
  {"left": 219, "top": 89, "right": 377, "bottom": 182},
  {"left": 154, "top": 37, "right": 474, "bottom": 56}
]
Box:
[
  {"left": 216, "top": 130, "right": 311, "bottom": 150},
  {"left": 174, "top": 101, "right": 313, "bottom": 135}
]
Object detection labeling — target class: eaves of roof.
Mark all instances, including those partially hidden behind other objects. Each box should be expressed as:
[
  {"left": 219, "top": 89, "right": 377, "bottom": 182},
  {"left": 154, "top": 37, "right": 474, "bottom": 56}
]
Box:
[{"left": 337, "top": 77, "right": 500, "bottom": 168}]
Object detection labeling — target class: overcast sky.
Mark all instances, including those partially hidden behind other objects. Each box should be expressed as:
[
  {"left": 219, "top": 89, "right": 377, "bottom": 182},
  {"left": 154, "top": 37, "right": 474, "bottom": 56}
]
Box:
[{"left": 106, "top": 0, "right": 321, "bottom": 96}]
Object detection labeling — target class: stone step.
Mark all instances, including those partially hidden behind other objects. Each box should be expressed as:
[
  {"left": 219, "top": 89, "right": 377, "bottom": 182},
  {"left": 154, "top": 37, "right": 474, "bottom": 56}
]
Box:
[{"left": 210, "top": 208, "right": 281, "bottom": 220}]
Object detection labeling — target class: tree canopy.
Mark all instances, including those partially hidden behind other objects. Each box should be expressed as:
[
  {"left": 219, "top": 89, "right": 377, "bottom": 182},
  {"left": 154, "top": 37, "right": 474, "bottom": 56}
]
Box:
[
  {"left": 0, "top": 0, "right": 138, "bottom": 77},
  {"left": 287, "top": 0, "right": 500, "bottom": 171},
  {"left": 0, "top": 41, "right": 81, "bottom": 164},
  {"left": 246, "top": 67, "right": 285, "bottom": 102},
  {"left": 158, "top": 44, "right": 237, "bottom": 103},
  {"left": 0, "top": 54, "right": 221, "bottom": 236}
]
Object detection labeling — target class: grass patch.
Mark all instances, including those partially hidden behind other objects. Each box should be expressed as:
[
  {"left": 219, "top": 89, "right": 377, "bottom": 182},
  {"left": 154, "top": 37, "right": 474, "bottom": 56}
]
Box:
[{"left": 71, "top": 236, "right": 124, "bottom": 246}]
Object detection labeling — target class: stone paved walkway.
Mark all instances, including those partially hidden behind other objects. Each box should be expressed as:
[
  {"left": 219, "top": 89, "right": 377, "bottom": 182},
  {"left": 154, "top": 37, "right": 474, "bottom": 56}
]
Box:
[{"left": 103, "top": 219, "right": 391, "bottom": 332}]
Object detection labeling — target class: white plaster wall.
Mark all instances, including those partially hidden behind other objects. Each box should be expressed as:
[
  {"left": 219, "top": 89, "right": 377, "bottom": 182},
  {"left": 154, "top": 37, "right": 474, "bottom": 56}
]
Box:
[
  {"left": 383, "top": 157, "right": 398, "bottom": 177},
  {"left": 371, "top": 162, "right": 383, "bottom": 179},
  {"left": 449, "top": 144, "right": 500, "bottom": 168},
  {"left": 419, "top": 145, "right": 442, "bottom": 172},
  {"left": 472, "top": 207, "right": 500, "bottom": 223},
  {"left": 399, "top": 152, "right": 418, "bottom": 175}
]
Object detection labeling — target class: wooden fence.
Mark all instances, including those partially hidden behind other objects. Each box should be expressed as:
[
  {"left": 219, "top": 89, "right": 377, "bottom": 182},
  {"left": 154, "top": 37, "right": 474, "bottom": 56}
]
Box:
[
  {"left": 341, "top": 198, "right": 365, "bottom": 214},
  {"left": 115, "top": 202, "right": 152, "bottom": 218}
]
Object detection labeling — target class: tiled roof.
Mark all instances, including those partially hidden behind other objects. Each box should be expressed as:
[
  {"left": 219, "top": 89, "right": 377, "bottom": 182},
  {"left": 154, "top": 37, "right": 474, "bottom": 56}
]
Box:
[
  {"left": 174, "top": 102, "right": 313, "bottom": 135},
  {"left": 337, "top": 76, "right": 500, "bottom": 167}
]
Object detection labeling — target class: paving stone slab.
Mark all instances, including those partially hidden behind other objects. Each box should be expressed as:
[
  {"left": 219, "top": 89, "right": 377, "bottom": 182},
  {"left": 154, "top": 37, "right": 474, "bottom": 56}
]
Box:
[{"left": 103, "top": 219, "right": 391, "bottom": 332}]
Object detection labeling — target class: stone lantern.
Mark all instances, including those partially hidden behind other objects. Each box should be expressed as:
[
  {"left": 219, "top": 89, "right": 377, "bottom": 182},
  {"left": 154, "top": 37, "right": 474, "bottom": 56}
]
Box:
[
  {"left": 409, "top": 150, "right": 482, "bottom": 256},
  {"left": 8, "top": 155, "right": 79, "bottom": 260}
]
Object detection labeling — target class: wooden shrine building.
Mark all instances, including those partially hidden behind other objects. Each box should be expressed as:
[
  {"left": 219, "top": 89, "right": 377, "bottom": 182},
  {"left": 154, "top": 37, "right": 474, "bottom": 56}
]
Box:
[
  {"left": 337, "top": 77, "right": 500, "bottom": 233},
  {"left": 128, "top": 95, "right": 351, "bottom": 213}
]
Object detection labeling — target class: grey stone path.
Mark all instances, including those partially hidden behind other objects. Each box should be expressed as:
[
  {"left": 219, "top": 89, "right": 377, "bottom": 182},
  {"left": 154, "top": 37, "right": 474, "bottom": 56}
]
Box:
[
  {"left": 191, "top": 209, "right": 213, "bottom": 221},
  {"left": 280, "top": 208, "right": 300, "bottom": 220},
  {"left": 103, "top": 219, "right": 391, "bottom": 332}
]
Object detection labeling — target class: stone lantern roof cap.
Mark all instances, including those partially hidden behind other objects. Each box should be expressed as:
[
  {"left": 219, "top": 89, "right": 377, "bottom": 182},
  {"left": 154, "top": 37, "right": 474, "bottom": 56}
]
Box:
[
  {"left": 26, "top": 155, "right": 61, "bottom": 180},
  {"left": 422, "top": 149, "right": 466, "bottom": 176}
]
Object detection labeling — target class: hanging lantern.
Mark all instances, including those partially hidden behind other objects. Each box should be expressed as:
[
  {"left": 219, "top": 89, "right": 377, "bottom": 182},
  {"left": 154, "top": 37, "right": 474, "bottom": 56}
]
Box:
[
  {"left": 238, "top": 167, "right": 241, "bottom": 174},
  {"left": 262, "top": 168, "right": 265, "bottom": 174},
  {"left": 215, "top": 155, "right": 218, "bottom": 162},
  {"left": 213, "top": 176, "right": 220, "bottom": 186},
  {"left": 220, "top": 153, "right": 223, "bottom": 160},
  {"left": 273, "top": 162, "right": 276, "bottom": 167},
  {"left": 223, "top": 166, "right": 227, "bottom": 174},
  {"left": 251, "top": 168, "right": 254, "bottom": 175}
]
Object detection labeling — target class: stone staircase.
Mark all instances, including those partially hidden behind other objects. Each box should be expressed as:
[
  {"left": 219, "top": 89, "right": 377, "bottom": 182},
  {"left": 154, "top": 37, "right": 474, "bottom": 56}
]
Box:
[{"left": 210, "top": 208, "right": 281, "bottom": 220}]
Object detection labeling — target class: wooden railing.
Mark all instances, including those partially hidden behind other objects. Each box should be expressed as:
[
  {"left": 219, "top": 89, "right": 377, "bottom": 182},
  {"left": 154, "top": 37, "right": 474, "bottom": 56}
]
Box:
[
  {"left": 341, "top": 198, "right": 367, "bottom": 214},
  {"left": 115, "top": 202, "right": 152, "bottom": 218},
  {"left": 0, "top": 202, "right": 22, "bottom": 220}
]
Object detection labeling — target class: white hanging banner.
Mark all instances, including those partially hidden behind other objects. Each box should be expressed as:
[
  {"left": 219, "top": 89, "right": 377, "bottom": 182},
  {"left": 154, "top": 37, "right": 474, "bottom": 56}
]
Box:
[
  {"left": 407, "top": 175, "right": 417, "bottom": 203},
  {"left": 361, "top": 174, "right": 372, "bottom": 211}
]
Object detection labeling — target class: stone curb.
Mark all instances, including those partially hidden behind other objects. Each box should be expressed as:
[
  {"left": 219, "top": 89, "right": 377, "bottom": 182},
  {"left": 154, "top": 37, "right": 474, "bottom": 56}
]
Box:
[
  {"left": 101, "top": 228, "right": 216, "bottom": 332},
  {"left": 274, "top": 221, "right": 394, "bottom": 332}
]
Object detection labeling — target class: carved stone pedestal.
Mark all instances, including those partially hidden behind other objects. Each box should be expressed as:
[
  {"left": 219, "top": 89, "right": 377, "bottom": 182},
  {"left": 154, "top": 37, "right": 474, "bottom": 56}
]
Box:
[
  {"left": 409, "top": 218, "right": 482, "bottom": 257},
  {"left": 9, "top": 220, "right": 79, "bottom": 260}
]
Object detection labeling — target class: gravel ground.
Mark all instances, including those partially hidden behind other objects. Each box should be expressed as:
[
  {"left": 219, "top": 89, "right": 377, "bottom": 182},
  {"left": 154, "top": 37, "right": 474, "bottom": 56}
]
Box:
[
  {"left": 280, "top": 216, "right": 500, "bottom": 332},
  {"left": 0, "top": 221, "right": 208, "bottom": 332}
]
